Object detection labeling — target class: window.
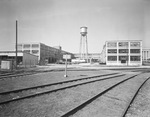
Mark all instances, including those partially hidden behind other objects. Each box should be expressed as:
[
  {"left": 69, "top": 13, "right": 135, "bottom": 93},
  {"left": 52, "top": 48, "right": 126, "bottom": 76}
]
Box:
[
  {"left": 118, "top": 42, "right": 128, "bottom": 47},
  {"left": 130, "top": 42, "right": 140, "bottom": 47},
  {"left": 119, "top": 49, "right": 128, "bottom": 53},
  {"left": 119, "top": 56, "right": 128, "bottom": 61},
  {"left": 130, "top": 49, "right": 140, "bottom": 53},
  {"left": 32, "top": 44, "right": 39, "bottom": 48},
  {"left": 130, "top": 56, "right": 140, "bottom": 61},
  {"left": 23, "top": 44, "right": 30, "bottom": 48},
  {"left": 108, "top": 49, "right": 117, "bottom": 53},
  {"left": 107, "top": 42, "right": 117, "bottom": 47},
  {"left": 108, "top": 56, "right": 117, "bottom": 61},
  {"left": 23, "top": 50, "right": 30, "bottom": 53},
  {"left": 32, "top": 50, "right": 39, "bottom": 54}
]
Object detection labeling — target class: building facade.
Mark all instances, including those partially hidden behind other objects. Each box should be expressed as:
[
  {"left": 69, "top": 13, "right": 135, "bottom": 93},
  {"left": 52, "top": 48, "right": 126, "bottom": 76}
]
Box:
[
  {"left": 100, "top": 40, "right": 142, "bottom": 66},
  {"left": 142, "top": 48, "right": 150, "bottom": 62},
  {"left": 17, "top": 43, "right": 74, "bottom": 65},
  {"left": 0, "top": 51, "right": 38, "bottom": 67}
]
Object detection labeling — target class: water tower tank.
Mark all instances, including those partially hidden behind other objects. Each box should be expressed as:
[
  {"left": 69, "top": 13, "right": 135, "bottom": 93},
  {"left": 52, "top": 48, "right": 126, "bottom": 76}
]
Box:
[{"left": 80, "top": 27, "right": 87, "bottom": 36}]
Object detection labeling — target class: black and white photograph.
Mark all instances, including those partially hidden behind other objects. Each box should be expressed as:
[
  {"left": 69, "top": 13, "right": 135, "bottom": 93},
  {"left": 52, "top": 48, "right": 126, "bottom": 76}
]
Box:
[{"left": 0, "top": 0, "right": 150, "bottom": 116}]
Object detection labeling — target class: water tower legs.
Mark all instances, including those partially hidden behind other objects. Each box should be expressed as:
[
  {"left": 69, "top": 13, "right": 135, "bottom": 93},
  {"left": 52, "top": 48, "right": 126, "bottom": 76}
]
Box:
[
  {"left": 79, "top": 35, "right": 88, "bottom": 62},
  {"left": 85, "top": 35, "right": 88, "bottom": 62}
]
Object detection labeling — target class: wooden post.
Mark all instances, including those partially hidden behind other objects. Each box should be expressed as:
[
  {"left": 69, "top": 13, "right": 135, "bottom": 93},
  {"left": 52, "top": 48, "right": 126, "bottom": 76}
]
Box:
[{"left": 15, "top": 20, "right": 18, "bottom": 69}]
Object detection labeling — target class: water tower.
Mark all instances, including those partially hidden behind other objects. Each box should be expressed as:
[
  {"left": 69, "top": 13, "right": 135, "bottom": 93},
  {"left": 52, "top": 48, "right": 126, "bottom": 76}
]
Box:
[{"left": 79, "top": 26, "right": 88, "bottom": 62}]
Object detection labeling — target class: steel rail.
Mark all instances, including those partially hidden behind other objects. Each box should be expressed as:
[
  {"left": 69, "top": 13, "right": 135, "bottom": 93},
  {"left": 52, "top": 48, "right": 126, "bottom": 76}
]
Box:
[
  {"left": 0, "top": 74, "right": 125, "bottom": 105},
  {"left": 122, "top": 76, "right": 150, "bottom": 117},
  {"left": 0, "top": 69, "right": 108, "bottom": 79},
  {"left": 0, "top": 73, "right": 118, "bottom": 95},
  {"left": 61, "top": 74, "right": 140, "bottom": 117},
  {"left": 0, "top": 72, "right": 37, "bottom": 79}
]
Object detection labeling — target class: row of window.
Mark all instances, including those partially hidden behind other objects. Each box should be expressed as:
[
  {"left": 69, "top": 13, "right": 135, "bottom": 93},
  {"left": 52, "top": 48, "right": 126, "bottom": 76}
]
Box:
[
  {"left": 108, "top": 49, "right": 140, "bottom": 53},
  {"left": 18, "top": 44, "right": 61, "bottom": 53},
  {"left": 17, "top": 44, "right": 39, "bottom": 49},
  {"left": 23, "top": 49, "right": 60, "bottom": 55},
  {"left": 23, "top": 50, "right": 39, "bottom": 54},
  {"left": 107, "top": 42, "right": 140, "bottom": 47},
  {"left": 108, "top": 56, "right": 141, "bottom": 61}
]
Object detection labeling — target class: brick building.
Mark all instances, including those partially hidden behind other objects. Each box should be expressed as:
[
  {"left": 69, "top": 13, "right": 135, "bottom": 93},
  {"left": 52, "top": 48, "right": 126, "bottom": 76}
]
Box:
[{"left": 17, "top": 43, "right": 74, "bottom": 65}]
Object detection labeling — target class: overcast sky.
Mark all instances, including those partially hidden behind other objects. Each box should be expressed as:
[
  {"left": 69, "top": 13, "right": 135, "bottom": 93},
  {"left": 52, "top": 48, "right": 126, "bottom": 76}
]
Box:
[{"left": 0, "top": 0, "right": 150, "bottom": 53}]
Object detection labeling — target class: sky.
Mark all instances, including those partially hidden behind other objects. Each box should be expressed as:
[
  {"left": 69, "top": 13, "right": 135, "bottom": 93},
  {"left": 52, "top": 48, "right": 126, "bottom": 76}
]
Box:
[{"left": 0, "top": 0, "right": 150, "bottom": 53}]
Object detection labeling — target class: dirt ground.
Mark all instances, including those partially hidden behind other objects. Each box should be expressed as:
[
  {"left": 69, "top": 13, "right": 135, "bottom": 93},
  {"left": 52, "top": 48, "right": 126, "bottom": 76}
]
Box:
[{"left": 0, "top": 65, "right": 150, "bottom": 117}]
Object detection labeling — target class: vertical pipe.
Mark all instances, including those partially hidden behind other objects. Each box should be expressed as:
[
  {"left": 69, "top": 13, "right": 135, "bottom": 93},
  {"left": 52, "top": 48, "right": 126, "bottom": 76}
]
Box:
[{"left": 16, "top": 20, "right": 18, "bottom": 69}]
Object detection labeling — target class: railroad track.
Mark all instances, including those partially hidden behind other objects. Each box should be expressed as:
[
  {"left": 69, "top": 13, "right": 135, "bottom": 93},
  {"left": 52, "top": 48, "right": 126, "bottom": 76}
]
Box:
[
  {"left": 61, "top": 73, "right": 141, "bottom": 117},
  {"left": 0, "top": 73, "right": 123, "bottom": 105},
  {"left": 122, "top": 76, "right": 150, "bottom": 117},
  {"left": 0, "top": 72, "right": 38, "bottom": 79},
  {"left": 0, "top": 69, "right": 63, "bottom": 79},
  {"left": 108, "top": 68, "right": 150, "bottom": 73},
  {"left": 0, "top": 68, "right": 105, "bottom": 79}
]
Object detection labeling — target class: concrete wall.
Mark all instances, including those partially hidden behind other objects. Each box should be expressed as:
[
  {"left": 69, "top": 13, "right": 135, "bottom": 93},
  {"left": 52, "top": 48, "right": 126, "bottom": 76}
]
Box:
[
  {"left": 101, "top": 40, "right": 142, "bottom": 66},
  {"left": 22, "top": 53, "right": 38, "bottom": 67},
  {"left": 142, "top": 48, "right": 150, "bottom": 61}
]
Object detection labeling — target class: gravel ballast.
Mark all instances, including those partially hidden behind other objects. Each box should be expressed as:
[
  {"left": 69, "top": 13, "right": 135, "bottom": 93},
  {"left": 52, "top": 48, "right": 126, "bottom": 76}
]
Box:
[
  {"left": 0, "top": 73, "right": 138, "bottom": 117},
  {"left": 125, "top": 76, "right": 150, "bottom": 117},
  {"left": 1, "top": 66, "right": 150, "bottom": 117},
  {"left": 71, "top": 73, "right": 150, "bottom": 117}
]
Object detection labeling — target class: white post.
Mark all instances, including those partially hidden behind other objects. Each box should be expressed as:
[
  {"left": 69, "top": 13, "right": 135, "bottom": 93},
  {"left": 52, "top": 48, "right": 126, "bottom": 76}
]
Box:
[{"left": 64, "top": 55, "right": 68, "bottom": 77}]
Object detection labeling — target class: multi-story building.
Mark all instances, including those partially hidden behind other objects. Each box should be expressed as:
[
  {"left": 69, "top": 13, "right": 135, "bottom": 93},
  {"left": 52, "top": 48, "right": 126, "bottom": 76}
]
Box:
[
  {"left": 100, "top": 40, "right": 142, "bottom": 66},
  {"left": 142, "top": 48, "right": 150, "bottom": 62},
  {"left": 17, "top": 43, "right": 74, "bottom": 65}
]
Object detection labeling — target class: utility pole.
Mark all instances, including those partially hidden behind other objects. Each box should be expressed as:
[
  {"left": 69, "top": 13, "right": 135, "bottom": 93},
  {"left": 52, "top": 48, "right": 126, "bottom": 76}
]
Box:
[{"left": 15, "top": 20, "right": 18, "bottom": 69}]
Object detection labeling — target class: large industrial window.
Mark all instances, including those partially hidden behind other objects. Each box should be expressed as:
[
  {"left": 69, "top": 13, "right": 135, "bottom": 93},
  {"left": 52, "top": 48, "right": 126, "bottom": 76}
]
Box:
[
  {"left": 23, "top": 44, "right": 30, "bottom": 48},
  {"left": 119, "top": 56, "right": 128, "bottom": 61},
  {"left": 108, "top": 56, "right": 117, "bottom": 61},
  {"left": 119, "top": 49, "right": 128, "bottom": 53},
  {"left": 130, "top": 42, "right": 140, "bottom": 47},
  {"left": 108, "top": 49, "right": 117, "bottom": 53},
  {"left": 130, "top": 56, "right": 140, "bottom": 61},
  {"left": 32, "top": 44, "right": 39, "bottom": 48},
  {"left": 118, "top": 42, "right": 128, "bottom": 47},
  {"left": 130, "top": 49, "right": 140, "bottom": 53},
  {"left": 23, "top": 50, "right": 30, "bottom": 53},
  {"left": 107, "top": 42, "right": 117, "bottom": 47},
  {"left": 32, "top": 50, "right": 39, "bottom": 54}
]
